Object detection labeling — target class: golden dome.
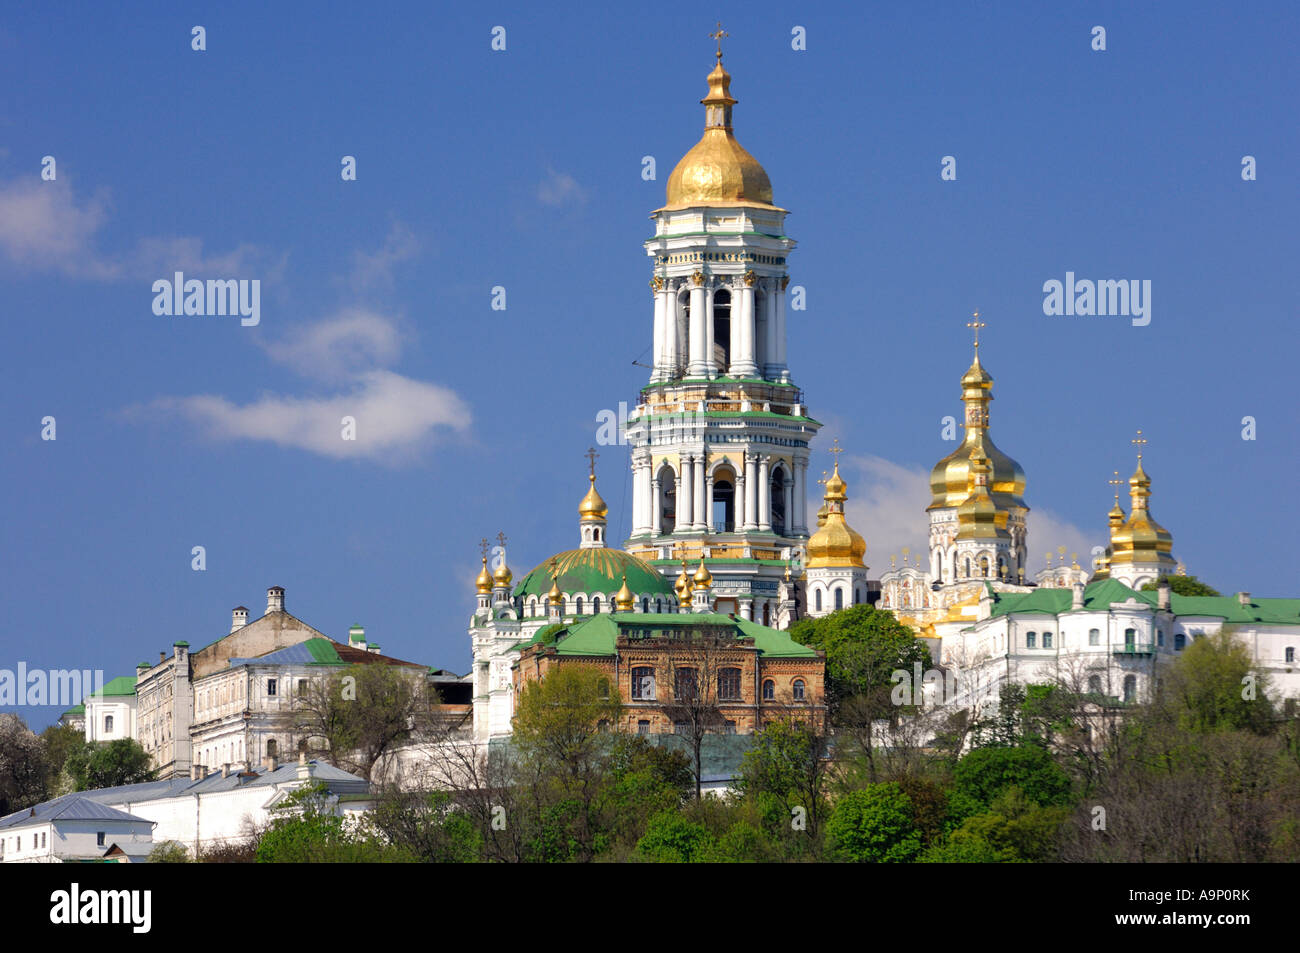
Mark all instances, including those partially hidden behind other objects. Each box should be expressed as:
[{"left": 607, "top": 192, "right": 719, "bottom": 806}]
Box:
[
  {"left": 492, "top": 559, "right": 513, "bottom": 588},
  {"left": 578, "top": 473, "right": 608, "bottom": 520},
  {"left": 806, "top": 460, "right": 867, "bottom": 568},
  {"left": 955, "top": 449, "right": 1010, "bottom": 541},
  {"left": 675, "top": 560, "right": 694, "bottom": 600},
  {"left": 1110, "top": 459, "right": 1176, "bottom": 567},
  {"left": 661, "top": 56, "right": 776, "bottom": 211},
  {"left": 475, "top": 557, "right": 492, "bottom": 595},
  {"left": 928, "top": 348, "right": 1027, "bottom": 512},
  {"left": 614, "top": 573, "right": 635, "bottom": 612},
  {"left": 693, "top": 558, "right": 713, "bottom": 587}
]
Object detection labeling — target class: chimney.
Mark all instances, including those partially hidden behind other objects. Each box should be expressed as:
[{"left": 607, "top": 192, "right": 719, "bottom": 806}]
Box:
[
  {"left": 297, "top": 749, "right": 312, "bottom": 781},
  {"left": 1071, "top": 581, "right": 1085, "bottom": 610},
  {"left": 230, "top": 606, "right": 249, "bottom": 633},
  {"left": 193, "top": 764, "right": 207, "bottom": 780},
  {"left": 267, "top": 586, "right": 285, "bottom": 614},
  {"left": 265, "top": 754, "right": 278, "bottom": 773},
  {"left": 190, "top": 765, "right": 199, "bottom": 781},
  {"left": 136, "top": 660, "right": 151, "bottom": 676},
  {"left": 221, "top": 763, "right": 230, "bottom": 778},
  {"left": 367, "top": 643, "right": 382, "bottom": 655},
  {"left": 1157, "top": 580, "right": 1171, "bottom": 610},
  {"left": 1237, "top": 591, "right": 1251, "bottom": 608},
  {"left": 160, "top": 651, "right": 166, "bottom": 663}
]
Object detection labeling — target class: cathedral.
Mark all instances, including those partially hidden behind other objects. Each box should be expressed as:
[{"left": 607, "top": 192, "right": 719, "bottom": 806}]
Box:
[{"left": 468, "top": 43, "right": 1300, "bottom": 741}]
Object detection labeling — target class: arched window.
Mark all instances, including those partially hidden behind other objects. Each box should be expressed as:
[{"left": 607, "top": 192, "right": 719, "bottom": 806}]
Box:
[
  {"left": 834, "top": 588, "right": 843, "bottom": 611},
  {"left": 592, "top": 595, "right": 601, "bottom": 614},
  {"left": 1026, "top": 631, "right": 1037, "bottom": 648},
  {"left": 641, "top": 597, "right": 649, "bottom": 613},
  {"left": 576, "top": 596, "right": 585, "bottom": 615},
  {"left": 1123, "top": 628, "right": 1136, "bottom": 652},
  {"left": 674, "top": 668, "right": 699, "bottom": 702},
  {"left": 266, "top": 738, "right": 278, "bottom": 760},
  {"left": 964, "top": 558, "right": 972, "bottom": 578},
  {"left": 814, "top": 589, "right": 822, "bottom": 612},
  {"left": 1122, "top": 674, "right": 1137, "bottom": 703},
  {"left": 712, "top": 287, "right": 731, "bottom": 370},
  {"left": 713, "top": 475, "right": 735, "bottom": 532},
  {"left": 770, "top": 468, "right": 787, "bottom": 535},
  {"left": 1174, "top": 633, "right": 1186, "bottom": 651},
  {"left": 762, "top": 679, "right": 775, "bottom": 701},
  {"left": 631, "top": 667, "right": 655, "bottom": 700},
  {"left": 659, "top": 465, "right": 677, "bottom": 534},
  {"left": 1287, "top": 647, "right": 1295, "bottom": 664},
  {"left": 1088, "top": 628, "right": 1100, "bottom": 646},
  {"left": 654, "top": 597, "right": 662, "bottom": 613},
  {"left": 854, "top": 587, "right": 862, "bottom": 605},
  {"left": 1042, "top": 631, "right": 1053, "bottom": 649},
  {"left": 717, "top": 668, "right": 742, "bottom": 701},
  {"left": 792, "top": 679, "right": 806, "bottom": 702},
  {"left": 1088, "top": 675, "right": 1102, "bottom": 695},
  {"left": 104, "top": 715, "right": 114, "bottom": 734},
  {"left": 980, "top": 556, "right": 990, "bottom": 577},
  {"left": 637, "top": 720, "right": 650, "bottom": 735}
]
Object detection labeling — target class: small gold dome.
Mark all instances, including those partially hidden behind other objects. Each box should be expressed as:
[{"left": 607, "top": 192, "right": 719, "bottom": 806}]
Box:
[
  {"left": 675, "top": 561, "right": 694, "bottom": 600},
  {"left": 547, "top": 576, "right": 564, "bottom": 606},
  {"left": 578, "top": 473, "right": 608, "bottom": 521},
  {"left": 806, "top": 461, "right": 867, "bottom": 568},
  {"left": 615, "top": 573, "right": 635, "bottom": 612},
  {"left": 661, "top": 57, "right": 776, "bottom": 211},
  {"left": 693, "top": 558, "right": 713, "bottom": 587},
  {"left": 492, "top": 559, "right": 513, "bottom": 587},
  {"left": 475, "top": 557, "right": 492, "bottom": 595},
  {"left": 1110, "top": 460, "right": 1175, "bottom": 567},
  {"left": 955, "top": 450, "right": 1010, "bottom": 541}
]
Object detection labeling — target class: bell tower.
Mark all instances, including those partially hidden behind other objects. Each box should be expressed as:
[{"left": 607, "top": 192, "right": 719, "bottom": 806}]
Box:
[{"left": 624, "top": 32, "right": 821, "bottom": 626}]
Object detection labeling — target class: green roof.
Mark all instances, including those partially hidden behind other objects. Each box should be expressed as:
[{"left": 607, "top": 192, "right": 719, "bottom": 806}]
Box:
[
  {"left": 62, "top": 704, "right": 85, "bottom": 716},
  {"left": 513, "top": 548, "right": 674, "bottom": 599},
  {"left": 515, "top": 612, "right": 818, "bottom": 659},
  {"left": 88, "top": 676, "right": 137, "bottom": 698},
  {"left": 987, "top": 579, "right": 1300, "bottom": 625},
  {"left": 304, "top": 637, "right": 344, "bottom": 664}
]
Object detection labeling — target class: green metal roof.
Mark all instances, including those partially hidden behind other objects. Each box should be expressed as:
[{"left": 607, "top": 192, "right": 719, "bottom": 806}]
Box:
[
  {"left": 88, "top": 676, "right": 137, "bottom": 698},
  {"left": 515, "top": 612, "right": 818, "bottom": 659},
  {"left": 987, "top": 579, "right": 1300, "bottom": 625},
  {"left": 513, "top": 548, "right": 674, "bottom": 599}
]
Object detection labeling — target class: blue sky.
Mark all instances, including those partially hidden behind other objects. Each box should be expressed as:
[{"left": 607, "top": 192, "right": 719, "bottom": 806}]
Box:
[{"left": 2, "top": 2, "right": 1296, "bottom": 728}]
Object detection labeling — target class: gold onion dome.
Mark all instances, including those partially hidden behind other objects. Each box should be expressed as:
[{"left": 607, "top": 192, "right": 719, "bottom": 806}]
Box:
[
  {"left": 614, "top": 574, "right": 635, "bottom": 612},
  {"left": 929, "top": 347, "right": 1027, "bottom": 511},
  {"left": 475, "top": 557, "right": 493, "bottom": 594},
  {"left": 578, "top": 473, "right": 608, "bottom": 520},
  {"left": 492, "top": 559, "right": 512, "bottom": 588},
  {"left": 675, "top": 561, "right": 694, "bottom": 600},
  {"left": 693, "top": 558, "right": 713, "bottom": 587},
  {"left": 1110, "top": 459, "right": 1175, "bottom": 565},
  {"left": 547, "top": 576, "right": 564, "bottom": 606},
  {"left": 956, "top": 449, "right": 1010, "bottom": 540},
  {"left": 806, "top": 461, "right": 867, "bottom": 568},
  {"left": 661, "top": 54, "right": 776, "bottom": 210}
]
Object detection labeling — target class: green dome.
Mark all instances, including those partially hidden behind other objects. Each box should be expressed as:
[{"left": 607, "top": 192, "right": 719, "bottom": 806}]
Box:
[{"left": 514, "top": 548, "right": 673, "bottom": 599}]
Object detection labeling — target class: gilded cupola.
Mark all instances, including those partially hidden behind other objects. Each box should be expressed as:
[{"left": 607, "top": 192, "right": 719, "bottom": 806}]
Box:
[
  {"left": 1109, "top": 440, "right": 1176, "bottom": 570},
  {"left": 956, "top": 448, "right": 1011, "bottom": 541},
  {"left": 928, "top": 322, "right": 1027, "bottom": 513},
  {"left": 475, "top": 556, "right": 493, "bottom": 595},
  {"left": 615, "top": 573, "right": 636, "bottom": 612},
  {"left": 660, "top": 47, "right": 776, "bottom": 211},
  {"left": 806, "top": 454, "right": 867, "bottom": 568}
]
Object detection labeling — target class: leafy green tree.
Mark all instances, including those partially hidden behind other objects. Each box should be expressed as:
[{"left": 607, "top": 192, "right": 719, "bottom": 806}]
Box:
[
  {"left": 1158, "top": 630, "right": 1274, "bottom": 734},
  {"left": 950, "top": 745, "right": 1073, "bottom": 817},
  {"left": 64, "top": 738, "right": 155, "bottom": 791},
  {"left": 148, "top": 840, "right": 191, "bottom": 863},
  {"left": 824, "top": 782, "right": 923, "bottom": 863},
  {"left": 39, "top": 722, "right": 84, "bottom": 793},
  {"left": 635, "top": 811, "right": 716, "bottom": 863},
  {"left": 789, "top": 605, "right": 931, "bottom": 707},
  {"left": 365, "top": 789, "right": 481, "bottom": 863},
  {"left": 599, "top": 735, "right": 692, "bottom": 852},
  {"left": 0, "top": 714, "right": 49, "bottom": 815},
  {"left": 736, "top": 717, "right": 831, "bottom": 843},
  {"left": 256, "top": 783, "right": 412, "bottom": 863},
  {"left": 1141, "top": 575, "right": 1220, "bottom": 597}
]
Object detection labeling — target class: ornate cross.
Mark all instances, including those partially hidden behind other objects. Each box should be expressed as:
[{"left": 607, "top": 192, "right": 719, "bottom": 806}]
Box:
[
  {"left": 1131, "top": 429, "right": 1147, "bottom": 460},
  {"left": 966, "top": 311, "right": 986, "bottom": 349},
  {"left": 479, "top": 537, "right": 489, "bottom": 559},
  {"left": 1108, "top": 469, "right": 1123, "bottom": 503},
  {"left": 496, "top": 531, "right": 507, "bottom": 550},
  {"left": 829, "top": 438, "right": 844, "bottom": 462},
  {"left": 710, "top": 21, "right": 728, "bottom": 59},
  {"left": 585, "top": 447, "right": 599, "bottom": 477}
]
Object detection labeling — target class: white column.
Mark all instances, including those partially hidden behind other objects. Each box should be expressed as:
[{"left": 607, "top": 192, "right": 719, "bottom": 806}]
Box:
[
  {"left": 728, "top": 279, "right": 743, "bottom": 377},
  {"left": 774, "top": 279, "right": 788, "bottom": 379},
  {"left": 734, "top": 466, "right": 745, "bottom": 533},
  {"left": 679, "top": 456, "right": 693, "bottom": 531},
  {"left": 758, "top": 455, "right": 771, "bottom": 531},
  {"left": 743, "top": 453, "right": 758, "bottom": 531},
  {"left": 793, "top": 458, "right": 807, "bottom": 534},
  {"left": 688, "top": 280, "right": 708, "bottom": 377},
  {"left": 764, "top": 284, "right": 779, "bottom": 379},
  {"left": 704, "top": 284, "right": 716, "bottom": 378},
  {"left": 783, "top": 477, "right": 794, "bottom": 537},
  {"left": 662, "top": 287, "right": 679, "bottom": 378},
  {"left": 651, "top": 477, "right": 662, "bottom": 535},
  {"left": 734, "top": 278, "right": 758, "bottom": 377},
  {"left": 705, "top": 472, "right": 715, "bottom": 533},
  {"left": 651, "top": 289, "right": 665, "bottom": 382},
  {"left": 636, "top": 461, "right": 652, "bottom": 534},
  {"left": 693, "top": 455, "right": 707, "bottom": 531}
]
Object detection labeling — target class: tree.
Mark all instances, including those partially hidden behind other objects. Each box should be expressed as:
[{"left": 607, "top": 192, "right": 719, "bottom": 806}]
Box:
[
  {"left": 736, "top": 717, "right": 831, "bottom": 844},
  {"left": 255, "top": 782, "right": 411, "bottom": 863},
  {"left": 364, "top": 789, "right": 481, "bottom": 863},
  {"left": 39, "top": 722, "right": 84, "bottom": 794},
  {"left": 634, "top": 812, "right": 716, "bottom": 863},
  {"left": 64, "top": 738, "right": 154, "bottom": 792},
  {"left": 1140, "top": 575, "right": 1220, "bottom": 597},
  {"left": 655, "top": 627, "right": 740, "bottom": 800},
  {"left": 0, "top": 714, "right": 49, "bottom": 816},
  {"left": 950, "top": 745, "right": 1073, "bottom": 818},
  {"left": 291, "top": 663, "right": 441, "bottom": 782},
  {"left": 148, "top": 840, "right": 191, "bottom": 863},
  {"left": 513, "top": 664, "right": 623, "bottom": 862},
  {"left": 1156, "top": 630, "right": 1274, "bottom": 734},
  {"left": 824, "top": 782, "right": 923, "bottom": 863}
]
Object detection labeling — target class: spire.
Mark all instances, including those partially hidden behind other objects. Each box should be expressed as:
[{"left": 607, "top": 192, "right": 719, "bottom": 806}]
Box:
[
  {"left": 578, "top": 448, "right": 609, "bottom": 548},
  {"left": 1109, "top": 430, "right": 1176, "bottom": 571}
]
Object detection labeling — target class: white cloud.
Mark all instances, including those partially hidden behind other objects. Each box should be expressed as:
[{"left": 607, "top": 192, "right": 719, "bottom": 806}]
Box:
[
  {"left": 841, "top": 453, "right": 1100, "bottom": 574},
  {"left": 263, "top": 308, "right": 404, "bottom": 381},
  {"left": 348, "top": 221, "right": 420, "bottom": 291},
  {"left": 0, "top": 177, "right": 278, "bottom": 280},
  {"left": 537, "top": 168, "right": 586, "bottom": 207},
  {"left": 137, "top": 370, "right": 471, "bottom": 461}
]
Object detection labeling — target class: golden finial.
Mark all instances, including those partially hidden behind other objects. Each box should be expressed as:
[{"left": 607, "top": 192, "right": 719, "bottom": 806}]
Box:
[
  {"left": 890, "top": 554, "right": 897, "bottom": 568},
  {"left": 585, "top": 446, "right": 599, "bottom": 478},
  {"left": 829, "top": 438, "right": 844, "bottom": 461},
  {"left": 479, "top": 537, "right": 490, "bottom": 559},
  {"left": 1046, "top": 551, "right": 1053, "bottom": 567},
  {"left": 1057, "top": 545, "right": 1066, "bottom": 560},
  {"left": 966, "top": 311, "right": 986, "bottom": 349},
  {"left": 1109, "top": 469, "right": 1123, "bottom": 504},
  {"left": 710, "top": 21, "right": 728, "bottom": 61},
  {"left": 1071, "top": 553, "right": 1079, "bottom": 570},
  {"left": 496, "top": 531, "right": 508, "bottom": 550},
  {"left": 1131, "top": 429, "right": 1147, "bottom": 461}
]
